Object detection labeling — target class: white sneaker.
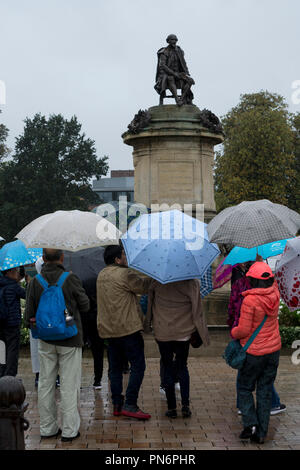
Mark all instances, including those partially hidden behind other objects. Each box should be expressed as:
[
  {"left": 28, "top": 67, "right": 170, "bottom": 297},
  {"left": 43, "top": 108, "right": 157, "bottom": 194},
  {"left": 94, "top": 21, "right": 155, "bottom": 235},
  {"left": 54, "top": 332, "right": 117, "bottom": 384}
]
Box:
[
  {"left": 159, "top": 386, "right": 166, "bottom": 395},
  {"left": 270, "top": 404, "right": 286, "bottom": 415},
  {"left": 93, "top": 381, "right": 102, "bottom": 390}
]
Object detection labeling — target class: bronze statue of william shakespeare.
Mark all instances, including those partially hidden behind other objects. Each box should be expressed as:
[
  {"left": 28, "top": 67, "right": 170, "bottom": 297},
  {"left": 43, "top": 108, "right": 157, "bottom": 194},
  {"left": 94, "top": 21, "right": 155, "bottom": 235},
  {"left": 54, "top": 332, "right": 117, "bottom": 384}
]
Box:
[{"left": 154, "top": 34, "right": 195, "bottom": 106}]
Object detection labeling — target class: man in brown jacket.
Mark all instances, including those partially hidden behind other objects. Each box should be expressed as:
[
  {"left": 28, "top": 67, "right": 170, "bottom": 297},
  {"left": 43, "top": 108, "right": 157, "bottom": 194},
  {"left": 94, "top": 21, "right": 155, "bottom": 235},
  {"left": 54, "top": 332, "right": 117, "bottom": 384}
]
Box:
[
  {"left": 97, "top": 244, "right": 151, "bottom": 420},
  {"left": 145, "top": 279, "right": 209, "bottom": 418}
]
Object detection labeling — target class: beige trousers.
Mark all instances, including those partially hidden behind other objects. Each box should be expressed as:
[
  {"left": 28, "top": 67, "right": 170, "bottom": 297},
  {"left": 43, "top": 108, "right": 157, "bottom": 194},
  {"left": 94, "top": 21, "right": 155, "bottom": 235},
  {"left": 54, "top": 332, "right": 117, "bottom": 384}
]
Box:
[{"left": 38, "top": 340, "right": 82, "bottom": 438}]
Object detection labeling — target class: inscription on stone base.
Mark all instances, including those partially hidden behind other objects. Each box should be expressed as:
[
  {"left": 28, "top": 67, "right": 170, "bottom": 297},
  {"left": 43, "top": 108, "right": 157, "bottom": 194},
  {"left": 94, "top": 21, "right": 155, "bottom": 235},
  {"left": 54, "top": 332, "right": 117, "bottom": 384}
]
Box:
[{"left": 158, "top": 161, "right": 194, "bottom": 200}]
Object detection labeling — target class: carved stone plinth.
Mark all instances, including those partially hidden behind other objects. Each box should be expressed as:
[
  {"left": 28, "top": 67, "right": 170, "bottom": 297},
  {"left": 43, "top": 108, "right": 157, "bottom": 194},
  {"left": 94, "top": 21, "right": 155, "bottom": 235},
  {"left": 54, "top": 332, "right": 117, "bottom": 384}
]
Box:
[
  {"left": 122, "top": 104, "right": 230, "bottom": 332},
  {"left": 122, "top": 104, "right": 223, "bottom": 222}
]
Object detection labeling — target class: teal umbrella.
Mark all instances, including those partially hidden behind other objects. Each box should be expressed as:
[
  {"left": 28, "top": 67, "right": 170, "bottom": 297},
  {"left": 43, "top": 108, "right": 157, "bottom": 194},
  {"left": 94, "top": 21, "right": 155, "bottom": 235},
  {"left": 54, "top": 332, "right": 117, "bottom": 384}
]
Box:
[
  {"left": 0, "top": 240, "right": 36, "bottom": 271},
  {"left": 224, "top": 239, "right": 292, "bottom": 265}
]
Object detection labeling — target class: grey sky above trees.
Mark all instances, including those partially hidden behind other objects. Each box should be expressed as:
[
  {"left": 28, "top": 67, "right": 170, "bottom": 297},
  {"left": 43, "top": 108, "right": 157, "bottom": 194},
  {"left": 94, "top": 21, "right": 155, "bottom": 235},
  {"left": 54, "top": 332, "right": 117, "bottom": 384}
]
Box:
[{"left": 1, "top": 0, "right": 299, "bottom": 171}]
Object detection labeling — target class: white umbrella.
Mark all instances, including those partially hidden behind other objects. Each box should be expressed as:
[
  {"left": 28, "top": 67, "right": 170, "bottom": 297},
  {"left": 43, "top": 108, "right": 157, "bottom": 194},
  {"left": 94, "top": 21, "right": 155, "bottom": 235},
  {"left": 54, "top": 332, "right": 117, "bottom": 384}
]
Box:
[{"left": 16, "top": 210, "right": 121, "bottom": 252}]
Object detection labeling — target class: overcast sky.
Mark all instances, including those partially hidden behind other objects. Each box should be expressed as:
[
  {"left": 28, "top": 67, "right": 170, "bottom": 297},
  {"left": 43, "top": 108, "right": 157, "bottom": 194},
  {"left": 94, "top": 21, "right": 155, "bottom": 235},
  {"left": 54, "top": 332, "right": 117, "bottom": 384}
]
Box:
[{"left": 1, "top": 0, "right": 299, "bottom": 174}]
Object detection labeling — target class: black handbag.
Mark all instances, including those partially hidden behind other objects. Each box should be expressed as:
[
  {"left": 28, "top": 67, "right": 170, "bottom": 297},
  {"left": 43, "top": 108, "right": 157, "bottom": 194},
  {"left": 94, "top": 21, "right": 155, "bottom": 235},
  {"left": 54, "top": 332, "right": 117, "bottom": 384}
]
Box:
[{"left": 190, "top": 330, "right": 203, "bottom": 348}]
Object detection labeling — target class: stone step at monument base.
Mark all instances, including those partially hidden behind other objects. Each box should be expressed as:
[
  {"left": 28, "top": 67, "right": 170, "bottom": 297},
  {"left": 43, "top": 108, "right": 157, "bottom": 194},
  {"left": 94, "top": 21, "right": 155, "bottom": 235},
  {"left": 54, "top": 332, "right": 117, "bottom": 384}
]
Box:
[{"left": 202, "top": 293, "right": 229, "bottom": 326}]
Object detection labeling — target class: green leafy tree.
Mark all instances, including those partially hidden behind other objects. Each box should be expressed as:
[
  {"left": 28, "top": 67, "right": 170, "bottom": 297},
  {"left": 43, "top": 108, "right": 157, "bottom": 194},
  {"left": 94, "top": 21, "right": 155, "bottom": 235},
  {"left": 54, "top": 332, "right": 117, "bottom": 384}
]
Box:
[
  {"left": 0, "top": 110, "right": 9, "bottom": 160},
  {"left": 214, "top": 91, "right": 296, "bottom": 212},
  {"left": 288, "top": 112, "right": 300, "bottom": 212},
  {"left": 0, "top": 113, "right": 109, "bottom": 239}
]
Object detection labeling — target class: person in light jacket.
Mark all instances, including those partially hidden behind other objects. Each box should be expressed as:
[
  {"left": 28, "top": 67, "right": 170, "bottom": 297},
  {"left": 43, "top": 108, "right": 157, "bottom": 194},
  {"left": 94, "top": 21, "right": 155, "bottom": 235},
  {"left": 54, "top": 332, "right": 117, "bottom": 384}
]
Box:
[
  {"left": 231, "top": 262, "right": 282, "bottom": 444},
  {"left": 97, "top": 244, "right": 152, "bottom": 420},
  {"left": 145, "top": 278, "right": 209, "bottom": 419}
]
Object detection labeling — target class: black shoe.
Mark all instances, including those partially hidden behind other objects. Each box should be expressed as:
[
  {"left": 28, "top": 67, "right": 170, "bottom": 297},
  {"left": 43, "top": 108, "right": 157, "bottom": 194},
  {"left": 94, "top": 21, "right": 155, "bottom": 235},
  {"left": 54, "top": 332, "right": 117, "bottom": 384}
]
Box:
[
  {"left": 239, "top": 426, "right": 257, "bottom": 440},
  {"left": 61, "top": 431, "right": 80, "bottom": 442},
  {"left": 250, "top": 433, "right": 265, "bottom": 444},
  {"left": 41, "top": 428, "right": 62, "bottom": 439},
  {"left": 93, "top": 380, "right": 102, "bottom": 390},
  {"left": 182, "top": 406, "right": 192, "bottom": 418},
  {"left": 56, "top": 375, "right": 60, "bottom": 388},
  {"left": 165, "top": 409, "right": 177, "bottom": 419},
  {"left": 270, "top": 404, "right": 286, "bottom": 415}
]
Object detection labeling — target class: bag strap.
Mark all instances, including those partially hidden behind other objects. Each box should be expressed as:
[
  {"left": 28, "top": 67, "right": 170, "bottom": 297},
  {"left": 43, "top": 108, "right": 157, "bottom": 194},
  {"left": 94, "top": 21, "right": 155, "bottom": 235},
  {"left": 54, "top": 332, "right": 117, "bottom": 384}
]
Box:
[
  {"left": 36, "top": 274, "right": 49, "bottom": 290},
  {"left": 36, "top": 272, "right": 70, "bottom": 290},
  {"left": 56, "top": 272, "right": 70, "bottom": 288},
  {"left": 242, "top": 315, "right": 268, "bottom": 352}
]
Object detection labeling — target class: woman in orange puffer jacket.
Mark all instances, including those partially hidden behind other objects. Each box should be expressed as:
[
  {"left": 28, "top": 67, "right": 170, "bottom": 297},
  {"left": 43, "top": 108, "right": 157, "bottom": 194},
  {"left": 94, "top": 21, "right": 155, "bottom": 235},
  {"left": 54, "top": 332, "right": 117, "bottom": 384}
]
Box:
[{"left": 231, "top": 262, "right": 281, "bottom": 444}]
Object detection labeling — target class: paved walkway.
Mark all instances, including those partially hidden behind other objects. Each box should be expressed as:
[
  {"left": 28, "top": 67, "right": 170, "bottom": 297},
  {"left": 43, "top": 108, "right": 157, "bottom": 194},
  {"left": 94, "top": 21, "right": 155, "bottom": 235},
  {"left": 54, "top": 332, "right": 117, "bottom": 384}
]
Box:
[{"left": 17, "top": 352, "right": 300, "bottom": 451}]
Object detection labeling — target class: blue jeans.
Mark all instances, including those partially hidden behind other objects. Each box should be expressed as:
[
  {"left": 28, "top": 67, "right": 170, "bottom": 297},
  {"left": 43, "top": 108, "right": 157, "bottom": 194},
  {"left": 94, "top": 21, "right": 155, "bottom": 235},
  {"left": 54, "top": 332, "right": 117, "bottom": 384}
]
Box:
[
  {"left": 107, "top": 331, "right": 146, "bottom": 407},
  {"left": 237, "top": 369, "right": 281, "bottom": 409}
]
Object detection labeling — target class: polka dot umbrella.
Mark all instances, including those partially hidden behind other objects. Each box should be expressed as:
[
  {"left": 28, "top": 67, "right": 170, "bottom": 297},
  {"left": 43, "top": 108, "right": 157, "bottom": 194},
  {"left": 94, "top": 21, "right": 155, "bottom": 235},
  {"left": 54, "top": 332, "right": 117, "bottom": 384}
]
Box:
[
  {"left": 0, "top": 240, "right": 36, "bottom": 271},
  {"left": 275, "top": 237, "right": 300, "bottom": 311},
  {"left": 121, "top": 210, "right": 220, "bottom": 284}
]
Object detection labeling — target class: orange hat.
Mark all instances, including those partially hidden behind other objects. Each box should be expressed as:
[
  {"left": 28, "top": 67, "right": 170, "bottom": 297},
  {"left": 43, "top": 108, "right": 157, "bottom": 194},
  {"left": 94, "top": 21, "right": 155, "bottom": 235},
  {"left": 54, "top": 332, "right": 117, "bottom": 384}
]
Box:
[{"left": 246, "top": 261, "right": 274, "bottom": 280}]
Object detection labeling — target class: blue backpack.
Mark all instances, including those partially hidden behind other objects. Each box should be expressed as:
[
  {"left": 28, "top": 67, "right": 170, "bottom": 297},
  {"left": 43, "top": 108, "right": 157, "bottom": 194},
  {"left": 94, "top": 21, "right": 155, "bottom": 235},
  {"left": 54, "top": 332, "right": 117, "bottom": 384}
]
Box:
[{"left": 31, "top": 272, "right": 78, "bottom": 341}]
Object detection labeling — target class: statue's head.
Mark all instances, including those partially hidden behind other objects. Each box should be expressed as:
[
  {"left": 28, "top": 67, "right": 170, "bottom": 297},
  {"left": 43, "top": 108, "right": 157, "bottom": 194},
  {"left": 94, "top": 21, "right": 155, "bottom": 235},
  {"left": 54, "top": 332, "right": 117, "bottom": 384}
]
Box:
[{"left": 166, "top": 34, "right": 178, "bottom": 47}]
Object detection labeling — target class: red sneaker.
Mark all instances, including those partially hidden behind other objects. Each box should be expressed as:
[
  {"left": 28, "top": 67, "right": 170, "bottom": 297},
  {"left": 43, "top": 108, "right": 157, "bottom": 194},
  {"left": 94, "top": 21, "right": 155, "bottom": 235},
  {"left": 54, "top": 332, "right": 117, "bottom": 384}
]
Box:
[
  {"left": 121, "top": 407, "right": 151, "bottom": 420},
  {"left": 113, "top": 404, "right": 123, "bottom": 416}
]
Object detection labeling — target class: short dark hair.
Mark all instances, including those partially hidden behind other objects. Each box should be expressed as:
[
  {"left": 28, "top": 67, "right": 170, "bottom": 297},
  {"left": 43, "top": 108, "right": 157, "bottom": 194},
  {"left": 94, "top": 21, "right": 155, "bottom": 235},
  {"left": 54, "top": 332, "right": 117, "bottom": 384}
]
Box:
[
  {"left": 103, "top": 245, "right": 123, "bottom": 265},
  {"left": 249, "top": 276, "right": 274, "bottom": 289},
  {"left": 43, "top": 248, "right": 63, "bottom": 262},
  {"left": 2, "top": 268, "right": 17, "bottom": 275},
  {"left": 244, "top": 261, "right": 254, "bottom": 273}
]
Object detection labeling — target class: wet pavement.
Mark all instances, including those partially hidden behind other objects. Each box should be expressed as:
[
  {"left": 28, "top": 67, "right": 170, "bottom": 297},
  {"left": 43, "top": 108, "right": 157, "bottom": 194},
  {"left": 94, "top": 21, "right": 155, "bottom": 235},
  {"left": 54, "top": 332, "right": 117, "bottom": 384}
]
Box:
[{"left": 17, "top": 352, "right": 300, "bottom": 450}]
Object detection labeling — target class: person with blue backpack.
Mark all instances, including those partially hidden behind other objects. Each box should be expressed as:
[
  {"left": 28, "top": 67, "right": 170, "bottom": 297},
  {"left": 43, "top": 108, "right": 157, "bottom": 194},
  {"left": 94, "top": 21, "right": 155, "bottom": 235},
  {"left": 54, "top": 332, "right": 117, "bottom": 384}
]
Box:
[
  {"left": 25, "top": 248, "right": 90, "bottom": 442},
  {"left": 0, "top": 267, "right": 26, "bottom": 378}
]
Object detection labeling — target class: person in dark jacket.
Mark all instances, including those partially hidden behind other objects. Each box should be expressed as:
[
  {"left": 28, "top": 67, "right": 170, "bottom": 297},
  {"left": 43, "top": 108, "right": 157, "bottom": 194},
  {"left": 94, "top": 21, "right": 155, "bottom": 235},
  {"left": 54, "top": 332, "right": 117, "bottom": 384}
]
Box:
[
  {"left": 0, "top": 267, "right": 26, "bottom": 377},
  {"left": 80, "top": 275, "right": 104, "bottom": 389},
  {"left": 25, "top": 248, "right": 90, "bottom": 442}
]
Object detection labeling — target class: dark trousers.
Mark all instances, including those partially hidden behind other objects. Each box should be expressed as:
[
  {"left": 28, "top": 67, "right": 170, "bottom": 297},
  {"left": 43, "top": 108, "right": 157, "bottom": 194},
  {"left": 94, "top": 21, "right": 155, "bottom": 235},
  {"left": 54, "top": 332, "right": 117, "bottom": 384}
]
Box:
[
  {"left": 236, "top": 371, "right": 281, "bottom": 409},
  {"left": 239, "top": 350, "right": 280, "bottom": 438},
  {"left": 160, "top": 358, "right": 179, "bottom": 387},
  {"left": 82, "top": 316, "right": 104, "bottom": 382},
  {"left": 157, "top": 340, "right": 190, "bottom": 410},
  {"left": 107, "top": 351, "right": 129, "bottom": 378},
  {"left": 108, "top": 331, "right": 146, "bottom": 407},
  {"left": 0, "top": 324, "right": 20, "bottom": 378}
]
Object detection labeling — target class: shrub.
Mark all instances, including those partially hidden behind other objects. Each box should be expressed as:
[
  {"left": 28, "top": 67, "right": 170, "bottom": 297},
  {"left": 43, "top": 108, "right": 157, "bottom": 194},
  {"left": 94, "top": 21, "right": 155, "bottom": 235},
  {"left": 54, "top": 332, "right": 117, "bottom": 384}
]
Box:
[
  {"left": 278, "top": 300, "right": 300, "bottom": 326},
  {"left": 279, "top": 326, "right": 300, "bottom": 348},
  {"left": 20, "top": 300, "right": 30, "bottom": 346}
]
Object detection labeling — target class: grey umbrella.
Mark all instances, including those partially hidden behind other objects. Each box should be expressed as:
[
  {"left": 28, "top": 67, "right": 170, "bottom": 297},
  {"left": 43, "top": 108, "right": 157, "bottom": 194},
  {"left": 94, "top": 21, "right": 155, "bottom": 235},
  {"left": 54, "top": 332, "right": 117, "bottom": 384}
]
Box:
[
  {"left": 63, "top": 247, "right": 106, "bottom": 285},
  {"left": 207, "top": 199, "right": 300, "bottom": 248}
]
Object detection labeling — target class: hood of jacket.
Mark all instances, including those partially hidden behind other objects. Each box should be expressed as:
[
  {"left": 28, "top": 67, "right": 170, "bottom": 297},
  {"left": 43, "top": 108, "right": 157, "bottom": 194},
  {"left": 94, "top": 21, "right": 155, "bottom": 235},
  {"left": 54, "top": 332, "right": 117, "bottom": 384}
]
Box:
[{"left": 242, "top": 282, "right": 280, "bottom": 317}]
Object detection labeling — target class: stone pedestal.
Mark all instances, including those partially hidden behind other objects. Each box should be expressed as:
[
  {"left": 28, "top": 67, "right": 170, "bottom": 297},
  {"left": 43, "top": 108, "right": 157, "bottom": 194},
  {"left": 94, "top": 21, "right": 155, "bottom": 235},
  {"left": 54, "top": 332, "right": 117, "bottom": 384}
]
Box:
[
  {"left": 122, "top": 105, "right": 223, "bottom": 222},
  {"left": 122, "top": 104, "right": 230, "bottom": 330}
]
